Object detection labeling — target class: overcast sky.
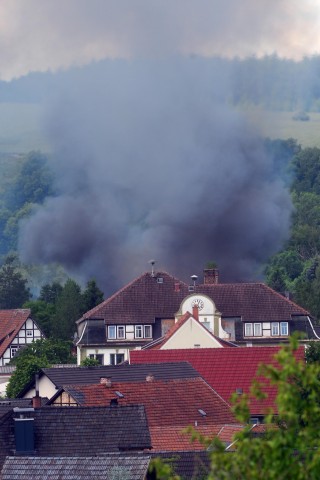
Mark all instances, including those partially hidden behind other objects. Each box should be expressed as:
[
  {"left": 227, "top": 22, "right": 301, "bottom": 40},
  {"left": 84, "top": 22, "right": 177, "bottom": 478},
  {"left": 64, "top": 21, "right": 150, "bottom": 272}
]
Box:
[{"left": 1, "top": 0, "right": 320, "bottom": 81}]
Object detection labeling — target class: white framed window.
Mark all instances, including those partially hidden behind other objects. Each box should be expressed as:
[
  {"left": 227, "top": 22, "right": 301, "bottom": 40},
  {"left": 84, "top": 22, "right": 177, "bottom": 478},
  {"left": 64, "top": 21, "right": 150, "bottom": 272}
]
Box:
[
  {"left": 244, "top": 323, "right": 253, "bottom": 336},
  {"left": 108, "top": 326, "right": 116, "bottom": 339},
  {"left": 26, "top": 330, "right": 33, "bottom": 337},
  {"left": 280, "top": 322, "right": 288, "bottom": 336},
  {"left": 144, "top": 325, "right": 152, "bottom": 338},
  {"left": 135, "top": 325, "right": 143, "bottom": 338},
  {"left": 10, "top": 347, "right": 18, "bottom": 358},
  {"left": 271, "top": 322, "right": 279, "bottom": 336},
  {"left": 117, "top": 326, "right": 125, "bottom": 339},
  {"left": 110, "top": 353, "right": 125, "bottom": 365},
  {"left": 253, "top": 323, "right": 262, "bottom": 336}
]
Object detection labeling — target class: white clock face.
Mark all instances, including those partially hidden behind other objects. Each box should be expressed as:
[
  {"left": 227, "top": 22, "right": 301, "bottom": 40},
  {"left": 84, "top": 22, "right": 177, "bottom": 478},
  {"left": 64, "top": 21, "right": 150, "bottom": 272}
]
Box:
[{"left": 191, "top": 298, "right": 204, "bottom": 311}]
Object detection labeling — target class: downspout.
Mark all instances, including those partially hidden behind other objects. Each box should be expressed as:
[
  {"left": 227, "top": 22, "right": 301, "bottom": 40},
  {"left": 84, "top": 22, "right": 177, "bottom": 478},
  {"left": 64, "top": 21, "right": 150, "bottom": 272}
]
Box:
[{"left": 306, "top": 316, "right": 320, "bottom": 340}]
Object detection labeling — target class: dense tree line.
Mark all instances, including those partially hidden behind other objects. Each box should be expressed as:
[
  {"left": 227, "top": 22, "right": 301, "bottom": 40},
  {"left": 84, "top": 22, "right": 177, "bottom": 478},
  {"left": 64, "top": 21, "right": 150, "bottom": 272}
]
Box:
[
  {"left": 265, "top": 142, "right": 320, "bottom": 321},
  {"left": 0, "top": 150, "right": 53, "bottom": 256},
  {"left": 3, "top": 55, "right": 320, "bottom": 112}
]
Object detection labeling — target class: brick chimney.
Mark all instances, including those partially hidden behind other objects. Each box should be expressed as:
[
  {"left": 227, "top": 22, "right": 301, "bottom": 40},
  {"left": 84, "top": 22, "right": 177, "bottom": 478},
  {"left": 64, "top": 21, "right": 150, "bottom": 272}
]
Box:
[
  {"left": 203, "top": 268, "right": 219, "bottom": 284},
  {"left": 192, "top": 305, "right": 199, "bottom": 321},
  {"left": 32, "top": 395, "right": 41, "bottom": 408},
  {"left": 146, "top": 373, "right": 154, "bottom": 382},
  {"left": 174, "top": 282, "right": 181, "bottom": 292},
  {"left": 100, "top": 377, "right": 112, "bottom": 387}
]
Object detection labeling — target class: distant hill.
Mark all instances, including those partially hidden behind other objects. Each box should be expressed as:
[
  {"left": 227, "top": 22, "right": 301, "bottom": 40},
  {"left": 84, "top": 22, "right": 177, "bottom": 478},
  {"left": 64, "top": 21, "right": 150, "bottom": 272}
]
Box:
[{"left": 2, "top": 55, "right": 320, "bottom": 153}]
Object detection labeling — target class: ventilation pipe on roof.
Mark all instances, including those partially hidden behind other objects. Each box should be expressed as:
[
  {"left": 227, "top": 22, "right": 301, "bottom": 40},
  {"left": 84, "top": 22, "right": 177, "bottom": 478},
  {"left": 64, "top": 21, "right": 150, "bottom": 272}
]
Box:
[
  {"left": 146, "top": 373, "right": 154, "bottom": 382},
  {"left": 149, "top": 259, "right": 156, "bottom": 277},
  {"left": 191, "top": 275, "right": 198, "bottom": 287}
]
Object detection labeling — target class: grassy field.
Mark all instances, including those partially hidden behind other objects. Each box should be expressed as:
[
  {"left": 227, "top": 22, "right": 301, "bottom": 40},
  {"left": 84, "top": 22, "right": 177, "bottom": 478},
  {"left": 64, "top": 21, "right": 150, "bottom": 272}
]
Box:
[
  {"left": 0, "top": 103, "right": 319, "bottom": 154},
  {"left": 243, "top": 108, "right": 320, "bottom": 148},
  {"left": 0, "top": 103, "right": 50, "bottom": 154}
]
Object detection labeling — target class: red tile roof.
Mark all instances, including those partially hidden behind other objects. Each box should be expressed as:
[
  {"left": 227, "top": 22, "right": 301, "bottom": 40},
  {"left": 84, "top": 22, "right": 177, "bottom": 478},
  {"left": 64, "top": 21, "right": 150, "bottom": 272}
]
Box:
[
  {"left": 130, "top": 346, "right": 306, "bottom": 415},
  {"left": 59, "top": 377, "right": 238, "bottom": 451},
  {"left": 77, "top": 271, "right": 309, "bottom": 326},
  {"left": 0, "top": 309, "right": 31, "bottom": 358}
]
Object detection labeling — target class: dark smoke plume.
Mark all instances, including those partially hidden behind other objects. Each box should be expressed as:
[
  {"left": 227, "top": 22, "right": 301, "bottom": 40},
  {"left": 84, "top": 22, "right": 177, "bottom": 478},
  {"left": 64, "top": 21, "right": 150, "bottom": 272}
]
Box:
[{"left": 18, "top": 58, "right": 292, "bottom": 293}]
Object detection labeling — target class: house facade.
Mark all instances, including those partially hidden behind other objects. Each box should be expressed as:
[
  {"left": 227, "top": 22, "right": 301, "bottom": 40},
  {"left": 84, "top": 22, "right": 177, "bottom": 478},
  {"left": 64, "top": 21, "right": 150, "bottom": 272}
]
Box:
[
  {"left": 75, "top": 268, "right": 319, "bottom": 365},
  {"left": 0, "top": 309, "right": 44, "bottom": 366}
]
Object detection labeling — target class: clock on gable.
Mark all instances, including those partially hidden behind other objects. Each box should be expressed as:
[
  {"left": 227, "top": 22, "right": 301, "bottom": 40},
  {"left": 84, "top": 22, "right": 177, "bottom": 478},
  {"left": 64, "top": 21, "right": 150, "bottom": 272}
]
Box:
[{"left": 191, "top": 298, "right": 204, "bottom": 311}]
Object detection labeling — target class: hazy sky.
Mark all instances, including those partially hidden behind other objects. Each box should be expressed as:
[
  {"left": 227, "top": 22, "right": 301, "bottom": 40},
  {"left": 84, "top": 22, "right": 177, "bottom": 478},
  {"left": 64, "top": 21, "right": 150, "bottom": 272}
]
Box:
[{"left": 0, "top": 0, "right": 320, "bottom": 81}]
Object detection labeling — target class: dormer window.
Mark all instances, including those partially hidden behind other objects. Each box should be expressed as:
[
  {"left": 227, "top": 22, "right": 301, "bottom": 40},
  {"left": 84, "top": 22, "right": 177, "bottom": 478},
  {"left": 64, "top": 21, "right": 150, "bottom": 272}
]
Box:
[
  {"left": 244, "top": 323, "right": 262, "bottom": 337},
  {"left": 108, "top": 326, "right": 116, "bottom": 339},
  {"left": 271, "top": 322, "right": 288, "bottom": 336},
  {"left": 157, "top": 277, "right": 163, "bottom": 284}
]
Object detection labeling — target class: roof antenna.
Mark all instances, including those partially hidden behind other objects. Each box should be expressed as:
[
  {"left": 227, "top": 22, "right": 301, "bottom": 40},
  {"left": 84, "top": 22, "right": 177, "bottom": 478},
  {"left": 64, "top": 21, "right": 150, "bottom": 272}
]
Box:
[
  {"left": 149, "top": 259, "right": 156, "bottom": 277},
  {"left": 191, "top": 274, "right": 198, "bottom": 287}
]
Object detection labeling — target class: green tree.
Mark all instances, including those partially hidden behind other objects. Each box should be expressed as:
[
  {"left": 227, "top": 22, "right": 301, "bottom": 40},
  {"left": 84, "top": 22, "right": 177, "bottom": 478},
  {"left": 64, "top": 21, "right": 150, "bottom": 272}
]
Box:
[
  {"left": 0, "top": 254, "right": 31, "bottom": 308},
  {"left": 6, "top": 338, "right": 75, "bottom": 398},
  {"left": 39, "top": 282, "right": 63, "bottom": 304},
  {"left": 82, "top": 279, "right": 104, "bottom": 312},
  {"left": 266, "top": 266, "right": 287, "bottom": 293},
  {"left": 23, "top": 300, "right": 55, "bottom": 337},
  {"left": 293, "top": 262, "right": 320, "bottom": 321},
  {"left": 305, "top": 341, "right": 320, "bottom": 364},
  {"left": 6, "top": 355, "right": 49, "bottom": 398},
  {"left": 52, "top": 279, "right": 83, "bottom": 341},
  {"left": 8, "top": 151, "right": 53, "bottom": 210},
  {"left": 80, "top": 357, "right": 100, "bottom": 367}
]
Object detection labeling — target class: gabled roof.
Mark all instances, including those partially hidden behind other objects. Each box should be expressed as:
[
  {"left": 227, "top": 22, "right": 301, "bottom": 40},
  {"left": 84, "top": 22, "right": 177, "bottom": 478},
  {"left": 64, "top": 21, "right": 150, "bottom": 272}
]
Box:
[
  {"left": 145, "top": 312, "right": 237, "bottom": 350},
  {"left": 18, "top": 362, "right": 200, "bottom": 398},
  {"left": 0, "top": 309, "right": 31, "bottom": 358},
  {"left": 1, "top": 455, "right": 151, "bottom": 480},
  {"left": 51, "top": 377, "right": 237, "bottom": 451},
  {"left": 77, "top": 271, "right": 310, "bottom": 327},
  {"left": 130, "top": 346, "right": 306, "bottom": 415},
  {"left": 12, "top": 405, "right": 151, "bottom": 454}
]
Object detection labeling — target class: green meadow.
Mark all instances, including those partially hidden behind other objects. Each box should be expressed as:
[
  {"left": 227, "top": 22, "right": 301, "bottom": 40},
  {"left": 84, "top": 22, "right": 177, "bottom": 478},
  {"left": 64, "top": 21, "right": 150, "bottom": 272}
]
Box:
[
  {"left": 243, "top": 108, "right": 320, "bottom": 148},
  {"left": 0, "top": 103, "right": 319, "bottom": 154},
  {"left": 0, "top": 103, "right": 50, "bottom": 154}
]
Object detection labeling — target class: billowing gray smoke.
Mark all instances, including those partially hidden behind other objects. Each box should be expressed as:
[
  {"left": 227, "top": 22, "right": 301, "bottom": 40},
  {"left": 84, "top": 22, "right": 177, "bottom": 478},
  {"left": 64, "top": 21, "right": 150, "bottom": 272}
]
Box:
[{"left": 18, "top": 58, "right": 292, "bottom": 293}]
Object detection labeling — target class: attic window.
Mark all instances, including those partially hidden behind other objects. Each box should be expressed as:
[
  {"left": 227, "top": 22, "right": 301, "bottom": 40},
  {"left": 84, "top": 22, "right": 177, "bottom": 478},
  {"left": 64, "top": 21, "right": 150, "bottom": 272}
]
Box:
[
  {"left": 157, "top": 277, "right": 164, "bottom": 284},
  {"left": 188, "top": 286, "right": 195, "bottom": 292}
]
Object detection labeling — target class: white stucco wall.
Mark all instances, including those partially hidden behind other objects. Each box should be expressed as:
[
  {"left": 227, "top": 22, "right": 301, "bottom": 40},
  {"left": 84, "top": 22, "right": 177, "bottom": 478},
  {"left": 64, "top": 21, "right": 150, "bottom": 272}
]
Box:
[{"left": 162, "top": 317, "right": 223, "bottom": 349}]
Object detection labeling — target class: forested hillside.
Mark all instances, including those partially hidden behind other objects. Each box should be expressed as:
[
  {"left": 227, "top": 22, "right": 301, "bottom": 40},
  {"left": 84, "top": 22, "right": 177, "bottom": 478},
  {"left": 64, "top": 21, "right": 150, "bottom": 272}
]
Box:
[
  {"left": 2, "top": 55, "right": 320, "bottom": 112},
  {"left": 265, "top": 143, "right": 320, "bottom": 320}
]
